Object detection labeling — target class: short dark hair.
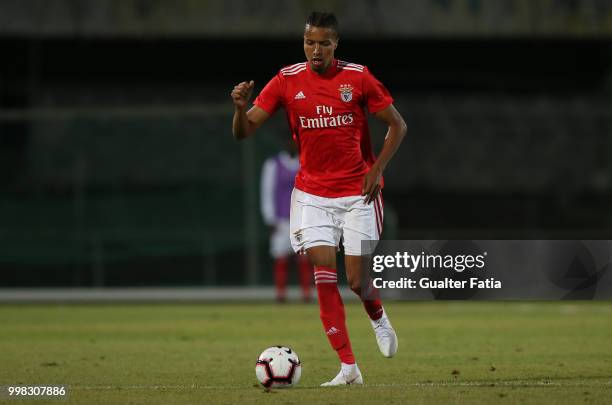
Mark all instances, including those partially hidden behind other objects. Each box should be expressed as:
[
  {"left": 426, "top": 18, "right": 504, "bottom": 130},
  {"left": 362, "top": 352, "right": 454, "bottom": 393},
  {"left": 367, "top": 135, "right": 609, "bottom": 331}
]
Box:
[{"left": 305, "top": 12, "right": 339, "bottom": 36}]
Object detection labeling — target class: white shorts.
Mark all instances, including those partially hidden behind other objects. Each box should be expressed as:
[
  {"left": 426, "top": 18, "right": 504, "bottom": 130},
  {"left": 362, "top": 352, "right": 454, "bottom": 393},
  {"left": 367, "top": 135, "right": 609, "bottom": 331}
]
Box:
[
  {"left": 270, "top": 220, "right": 293, "bottom": 258},
  {"left": 289, "top": 188, "right": 383, "bottom": 256}
]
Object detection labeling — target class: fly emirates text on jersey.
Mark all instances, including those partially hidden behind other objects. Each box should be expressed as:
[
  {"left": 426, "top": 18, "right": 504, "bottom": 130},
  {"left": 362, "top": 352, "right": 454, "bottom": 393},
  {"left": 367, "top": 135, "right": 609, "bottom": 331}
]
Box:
[{"left": 299, "top": 105, "right": 354, "bottom": 129}]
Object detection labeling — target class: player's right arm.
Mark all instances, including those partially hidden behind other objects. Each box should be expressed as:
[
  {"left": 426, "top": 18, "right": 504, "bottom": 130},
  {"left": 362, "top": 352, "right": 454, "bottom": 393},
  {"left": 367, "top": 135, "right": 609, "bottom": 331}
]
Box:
[{"left": 231, "top": 80, "right": 270, "bottom": 140}]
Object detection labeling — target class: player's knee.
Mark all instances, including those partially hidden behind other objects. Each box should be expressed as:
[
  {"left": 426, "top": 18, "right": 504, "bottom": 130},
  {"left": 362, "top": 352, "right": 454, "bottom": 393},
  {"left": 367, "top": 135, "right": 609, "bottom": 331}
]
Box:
[
  {"left": 306, "top": 246, "right": 336, "bottom": 268},
  {"left": 348, "top": 278, "right": 362, "bottom": 295}
]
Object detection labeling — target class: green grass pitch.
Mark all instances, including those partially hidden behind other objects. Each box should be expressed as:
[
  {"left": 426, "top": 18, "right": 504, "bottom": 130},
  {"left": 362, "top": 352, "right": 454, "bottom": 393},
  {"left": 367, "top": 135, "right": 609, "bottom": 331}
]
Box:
[{"left": 0, "top": 302, "right": 611, "bottom": 404}]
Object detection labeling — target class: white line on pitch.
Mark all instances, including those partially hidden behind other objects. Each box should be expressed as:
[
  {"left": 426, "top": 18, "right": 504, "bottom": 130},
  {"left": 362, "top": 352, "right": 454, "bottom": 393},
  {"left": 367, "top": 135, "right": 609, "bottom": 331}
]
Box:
[{"left": 73, "top": 380, "right": 612, "bottom": 391}]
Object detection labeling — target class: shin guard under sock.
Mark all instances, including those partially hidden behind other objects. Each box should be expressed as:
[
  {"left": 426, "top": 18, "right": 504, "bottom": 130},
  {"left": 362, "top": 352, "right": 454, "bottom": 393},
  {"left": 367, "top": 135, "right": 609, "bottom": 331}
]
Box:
[{"left": 314, "top": 265, "right": 355, "bottom": 364}]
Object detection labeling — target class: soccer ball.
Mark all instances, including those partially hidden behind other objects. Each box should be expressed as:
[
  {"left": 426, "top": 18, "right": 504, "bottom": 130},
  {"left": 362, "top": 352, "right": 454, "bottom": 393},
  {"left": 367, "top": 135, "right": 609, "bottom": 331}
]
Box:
[{"left": 255, "top": 346, "right": 301, "bottom": 389}]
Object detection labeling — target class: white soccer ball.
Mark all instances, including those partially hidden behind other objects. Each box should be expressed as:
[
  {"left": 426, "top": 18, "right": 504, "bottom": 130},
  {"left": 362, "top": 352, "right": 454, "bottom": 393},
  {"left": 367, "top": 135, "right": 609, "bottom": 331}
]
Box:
[{"left": 255, "top": 346, "right": 301, "bottom": 389}]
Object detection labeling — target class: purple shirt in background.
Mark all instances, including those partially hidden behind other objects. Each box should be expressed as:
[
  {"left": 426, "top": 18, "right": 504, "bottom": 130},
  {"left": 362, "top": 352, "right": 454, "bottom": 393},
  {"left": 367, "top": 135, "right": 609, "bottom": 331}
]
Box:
[
  {"left": 261, "top": 151, "right": 300, "bottom": 225},
  {"left": 273, "top": 154, "right": 296, "bottom": 219}
]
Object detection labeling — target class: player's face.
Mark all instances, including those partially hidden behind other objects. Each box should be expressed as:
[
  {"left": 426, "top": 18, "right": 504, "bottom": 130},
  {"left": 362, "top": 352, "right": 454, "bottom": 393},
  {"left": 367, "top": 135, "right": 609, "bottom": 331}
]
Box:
[{"left": 303, "top": 25, "right": 338, "bottom": 74}]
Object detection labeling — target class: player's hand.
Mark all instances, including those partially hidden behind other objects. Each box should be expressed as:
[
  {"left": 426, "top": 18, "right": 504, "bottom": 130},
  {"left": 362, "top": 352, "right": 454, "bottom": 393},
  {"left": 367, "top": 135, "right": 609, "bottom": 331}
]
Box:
[
  {"left": 362, "top": 167, "right": 383, "bottom": 204},
  {"left": 231, "top": 80, "right": 255, "bottom": 110}
]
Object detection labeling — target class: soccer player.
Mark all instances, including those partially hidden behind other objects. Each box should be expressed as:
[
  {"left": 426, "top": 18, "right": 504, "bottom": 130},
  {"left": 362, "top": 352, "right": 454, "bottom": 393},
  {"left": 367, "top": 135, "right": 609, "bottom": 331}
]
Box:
[
  {"left": 261, "top": 142, "right": 312, "bottom": 302},
  {"left": 231, "top": 11, "right": 407, "bottom": 386}
]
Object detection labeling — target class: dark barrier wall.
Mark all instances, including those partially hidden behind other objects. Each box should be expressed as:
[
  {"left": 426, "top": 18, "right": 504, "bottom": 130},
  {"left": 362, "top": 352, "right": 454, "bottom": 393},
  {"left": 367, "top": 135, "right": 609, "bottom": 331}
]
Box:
[{"left": 1, "top": 35, "right": 611, "bottom": 286}]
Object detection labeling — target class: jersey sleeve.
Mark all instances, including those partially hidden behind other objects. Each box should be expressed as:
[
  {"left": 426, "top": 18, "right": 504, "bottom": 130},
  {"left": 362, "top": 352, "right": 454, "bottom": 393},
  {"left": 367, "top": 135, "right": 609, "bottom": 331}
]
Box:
[
  {"left": 253, "top": 73, "right": 284, "bottom": 115},
  {"left": 363, "top": 67, "right": 394, "bottom": 114}
]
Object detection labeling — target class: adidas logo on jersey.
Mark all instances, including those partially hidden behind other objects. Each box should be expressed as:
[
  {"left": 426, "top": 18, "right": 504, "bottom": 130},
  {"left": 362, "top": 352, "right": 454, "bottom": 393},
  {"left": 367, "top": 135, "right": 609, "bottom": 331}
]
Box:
[
  {"left": 326, "top": 327, "right": 340, "bottom": 336},
  {"left": 294, "top": 91, "right": 306, "bottom": 100}
]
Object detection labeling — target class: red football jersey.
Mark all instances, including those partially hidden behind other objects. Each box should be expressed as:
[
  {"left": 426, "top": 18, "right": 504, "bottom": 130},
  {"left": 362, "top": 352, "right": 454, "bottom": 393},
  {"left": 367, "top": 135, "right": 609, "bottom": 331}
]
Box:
[{"left": 254, "top": 59, "right": 393, "bottom": 198}]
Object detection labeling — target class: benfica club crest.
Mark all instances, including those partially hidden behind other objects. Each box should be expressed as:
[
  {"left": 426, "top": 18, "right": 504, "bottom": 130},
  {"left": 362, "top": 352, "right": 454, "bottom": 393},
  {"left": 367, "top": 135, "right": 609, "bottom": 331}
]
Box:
[{"left": 338, "top": 84, "right": 353, "bottom": 102}]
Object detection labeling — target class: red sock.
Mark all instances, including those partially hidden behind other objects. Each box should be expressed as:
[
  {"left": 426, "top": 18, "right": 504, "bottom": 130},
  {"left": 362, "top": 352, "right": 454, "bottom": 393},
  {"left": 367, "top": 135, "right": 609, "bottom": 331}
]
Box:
[
  {"left": 274, "top": 257, "right": 289, "bottom": 301},
  {"left": 363, "top": 299, "right": 384, "bottom": 321},
  {"left": 355, "top": 278, "right": 384, "bottom": 321},
  {"left": 314, "top": 266, "right": 355, "bottom": 364},
  {"left": 297, "top": 255, "right": 312, "bottom": 301}
]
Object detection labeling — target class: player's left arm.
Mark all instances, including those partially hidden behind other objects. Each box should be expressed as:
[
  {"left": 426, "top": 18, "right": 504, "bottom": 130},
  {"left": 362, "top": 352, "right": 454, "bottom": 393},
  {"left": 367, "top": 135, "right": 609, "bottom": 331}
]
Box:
[{"left": 361, "top": 104, "right": 407, "bottom": 204}]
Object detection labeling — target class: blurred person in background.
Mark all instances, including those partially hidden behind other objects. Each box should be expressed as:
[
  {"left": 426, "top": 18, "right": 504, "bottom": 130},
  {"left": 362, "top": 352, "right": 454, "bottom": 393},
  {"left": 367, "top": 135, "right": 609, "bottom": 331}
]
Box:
[
  {"left": 231, "top": 11, "right": 407, "bottom": 386},
  {"left": 260, "top": 140, "right": 313, "bottom": 303}
]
